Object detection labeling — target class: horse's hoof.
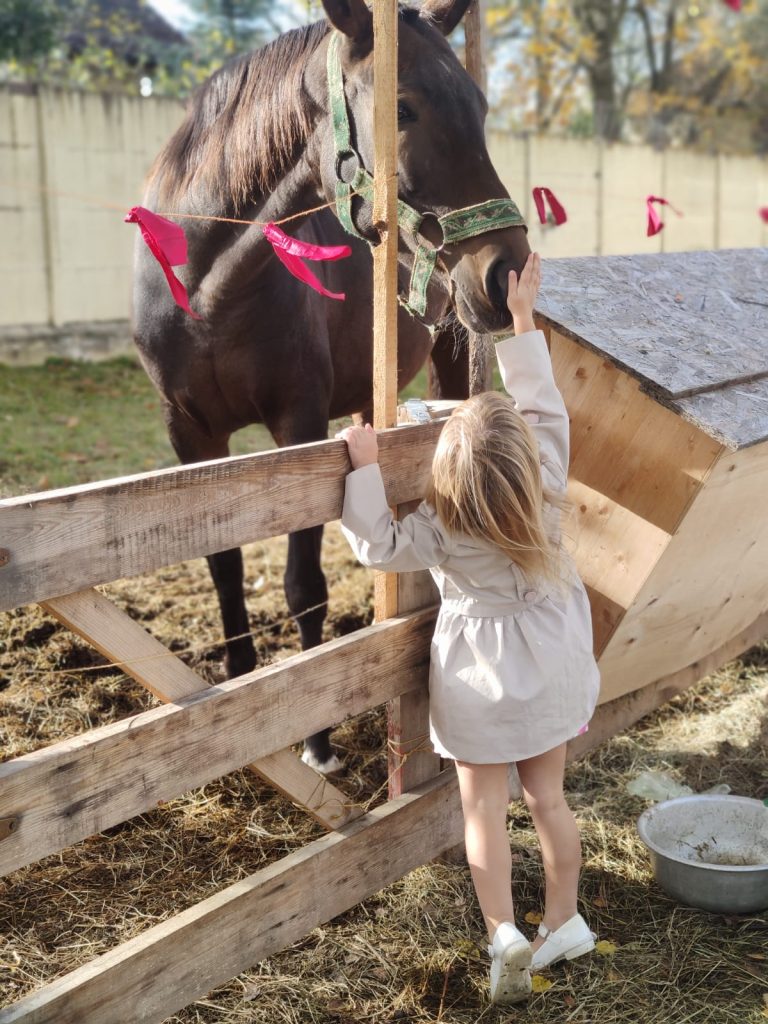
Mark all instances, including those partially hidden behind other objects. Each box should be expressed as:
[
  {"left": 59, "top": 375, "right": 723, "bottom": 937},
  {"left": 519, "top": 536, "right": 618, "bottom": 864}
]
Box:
[{"left": 301, "top": 748, "right": 343, "bottom": 775}]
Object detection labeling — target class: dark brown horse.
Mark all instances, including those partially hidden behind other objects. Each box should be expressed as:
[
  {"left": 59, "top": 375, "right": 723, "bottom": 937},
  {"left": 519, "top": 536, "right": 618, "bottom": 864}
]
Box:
[{"left": 133, "top": 0, "right": 530, "bottom": 771}]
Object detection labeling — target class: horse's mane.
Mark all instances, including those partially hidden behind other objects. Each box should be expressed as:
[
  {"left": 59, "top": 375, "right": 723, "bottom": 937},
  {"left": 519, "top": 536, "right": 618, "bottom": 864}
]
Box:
[
  {"left": 148, "top": 20, "right": 330, "bottom": 212},
  {"left": 149, "top": 7, "right": 430, "bottom": 214}
]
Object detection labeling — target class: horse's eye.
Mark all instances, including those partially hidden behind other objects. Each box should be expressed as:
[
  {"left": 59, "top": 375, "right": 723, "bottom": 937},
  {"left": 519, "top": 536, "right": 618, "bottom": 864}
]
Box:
[{"left": 397, "top": 101, "right": 415, "bottom": 124}]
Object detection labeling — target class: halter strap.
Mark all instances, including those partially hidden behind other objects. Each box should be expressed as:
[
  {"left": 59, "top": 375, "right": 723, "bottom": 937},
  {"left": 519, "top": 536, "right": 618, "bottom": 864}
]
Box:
[{"left": 326, "top": 32, "right": 527, "bottom": 317}]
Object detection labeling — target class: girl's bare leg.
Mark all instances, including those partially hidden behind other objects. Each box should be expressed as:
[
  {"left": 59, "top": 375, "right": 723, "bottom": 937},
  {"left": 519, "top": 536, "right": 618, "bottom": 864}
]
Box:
[
  {"left": 516, "top": 743, "right": 581, "bottom": 952},
  {"left": 455, "top": 760, "right": 515, "bottom": 941}
]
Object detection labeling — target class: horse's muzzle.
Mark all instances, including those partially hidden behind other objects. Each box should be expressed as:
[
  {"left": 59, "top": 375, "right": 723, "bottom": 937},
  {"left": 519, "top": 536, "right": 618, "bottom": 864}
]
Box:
[{"left": 485, "top": 259, "right": 518, "bottom": 314}]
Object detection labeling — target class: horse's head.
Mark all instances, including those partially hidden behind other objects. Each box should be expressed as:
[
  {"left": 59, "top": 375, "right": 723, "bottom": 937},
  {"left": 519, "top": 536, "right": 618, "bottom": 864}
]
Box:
[{"left": 306, "top": 0, "right": 530, "bottom": 334}]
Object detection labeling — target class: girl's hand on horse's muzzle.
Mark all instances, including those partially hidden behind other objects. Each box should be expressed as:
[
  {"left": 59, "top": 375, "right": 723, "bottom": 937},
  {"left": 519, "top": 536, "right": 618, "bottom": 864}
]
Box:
[{"left": 336, "top": 423, "right": 379, "bottom": 470}]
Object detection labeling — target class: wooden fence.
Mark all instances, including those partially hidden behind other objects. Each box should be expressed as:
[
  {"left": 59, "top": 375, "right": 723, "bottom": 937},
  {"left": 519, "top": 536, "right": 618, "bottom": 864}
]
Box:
[
  {"left": 3, "top": 404, "right": 765, "bottom": 1021},
  {"left": 0, "top": 420, "right": 467, "bottom": 1023}
]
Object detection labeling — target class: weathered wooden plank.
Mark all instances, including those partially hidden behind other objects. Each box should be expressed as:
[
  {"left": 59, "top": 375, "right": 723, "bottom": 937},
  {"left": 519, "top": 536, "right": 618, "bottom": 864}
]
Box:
[
  {"left": 0, "top": 770, "right": 463, "bottom": 1024},
  {"left": 0, "top": 423, "right": 443, "bottom": 613},
  {"left": 371, "top": 0, "right": 400, "bottom": 623},
  {"left": 598, "top": 440, "right": 768, "bottom": 702},
  {"left": 538, "top": 250, "right": 768, "bottom": 407},
  {"left": 464, "top": 0, "right": 491, "bottom": 396},
  {"left": 388, "top": 501, "right": 441, "bottom": 798},
  {"left": 43, "top": 589, "right": 358, "bottom": 832},
  {"left": 41, "top": 590, "right": 208, "bottom": 702},
  {"left": 0, "top": 607, "right": 436, "bottom": 877}
]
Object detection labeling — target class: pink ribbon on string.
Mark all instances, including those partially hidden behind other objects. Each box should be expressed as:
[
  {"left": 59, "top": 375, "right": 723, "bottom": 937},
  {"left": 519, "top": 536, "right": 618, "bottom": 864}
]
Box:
[
  {"left": 125, "top": 206, "right": 202, "bottom": 319},
  {"left": 532, "top": 186, "right": 567, "bottom": 226},
  {"left": 722, "top": 0, "right": 741, "bottom": 10},
  {"left": 263, "top": 223, "right": 351, "bottom": 301},
  {"left": 646, "top": 195, "right": 683, "bottom": 237},
  {"left": 759, "top": 207, "right": 768, "bottom": 224}
]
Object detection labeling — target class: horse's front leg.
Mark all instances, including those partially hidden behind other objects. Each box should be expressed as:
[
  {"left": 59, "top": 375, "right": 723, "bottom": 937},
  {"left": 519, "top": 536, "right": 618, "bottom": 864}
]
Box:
[
  {"left": 165, "top": 405, "right": 256, "bottom": 678},
  {"left": 284, "top": 524, "right": 339, "bottom": 772}
]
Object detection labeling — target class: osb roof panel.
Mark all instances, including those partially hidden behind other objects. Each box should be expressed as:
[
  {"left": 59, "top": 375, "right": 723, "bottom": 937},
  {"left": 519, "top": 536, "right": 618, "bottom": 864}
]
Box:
[{"left": 537, "top": 248, "right": 768, "bottom": 449}]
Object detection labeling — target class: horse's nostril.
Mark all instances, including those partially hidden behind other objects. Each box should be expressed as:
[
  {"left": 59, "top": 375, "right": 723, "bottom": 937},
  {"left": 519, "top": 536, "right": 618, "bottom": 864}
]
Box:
[{"left": 486, "top": 260, "right": 516, "bottom": 312}]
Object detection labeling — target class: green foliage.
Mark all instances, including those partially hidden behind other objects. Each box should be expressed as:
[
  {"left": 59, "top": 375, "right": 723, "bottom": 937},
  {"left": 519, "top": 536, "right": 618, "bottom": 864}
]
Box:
[{"left": 0, "top": 0, "right": 61, "bottom": 62}]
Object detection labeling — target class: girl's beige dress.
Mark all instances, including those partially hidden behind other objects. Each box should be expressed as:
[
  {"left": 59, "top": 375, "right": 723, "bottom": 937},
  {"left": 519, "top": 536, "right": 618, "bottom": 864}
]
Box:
[{"left": 341, "top": 330, "right": 600, "bottom": 763}]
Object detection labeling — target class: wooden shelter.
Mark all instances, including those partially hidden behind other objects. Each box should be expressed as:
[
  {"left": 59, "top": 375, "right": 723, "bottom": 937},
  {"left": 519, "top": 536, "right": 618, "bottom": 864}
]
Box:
[{"left": 538, "top": 247, "right": 768, "bottom": 732}]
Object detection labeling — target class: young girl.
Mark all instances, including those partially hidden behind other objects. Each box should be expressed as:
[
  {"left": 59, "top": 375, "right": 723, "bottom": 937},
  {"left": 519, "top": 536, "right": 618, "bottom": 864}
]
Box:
[{"left": 337, "top": 252, "right": 600, "bottom": 1005}]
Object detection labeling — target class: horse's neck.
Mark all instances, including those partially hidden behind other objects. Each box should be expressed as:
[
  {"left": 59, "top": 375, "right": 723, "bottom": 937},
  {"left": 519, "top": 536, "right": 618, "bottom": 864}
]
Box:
[{"left": 190, "top": 153, "right": 323, "bottom": 312}]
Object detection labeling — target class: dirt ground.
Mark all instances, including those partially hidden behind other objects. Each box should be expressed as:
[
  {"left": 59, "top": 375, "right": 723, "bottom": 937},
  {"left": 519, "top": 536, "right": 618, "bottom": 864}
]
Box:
[{"left": 1, "top": 523, "right": 767, "bottom": 1024}]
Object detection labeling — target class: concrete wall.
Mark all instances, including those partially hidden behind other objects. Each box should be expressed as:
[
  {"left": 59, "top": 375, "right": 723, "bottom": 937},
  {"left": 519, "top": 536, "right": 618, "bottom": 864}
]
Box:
[
  {"left": 0, "top": 85, "right": 183, "bottom": 362},
  {"left": 0, "top": 84, "right": 766, "bottom": 362}
]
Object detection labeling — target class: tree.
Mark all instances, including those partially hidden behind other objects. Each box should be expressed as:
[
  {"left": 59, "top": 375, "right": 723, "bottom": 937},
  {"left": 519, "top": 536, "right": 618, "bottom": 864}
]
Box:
[
  {"left": 184, "top": 0, "right": 295, "bottom": 65},
  {"left": 486, "top": 0, "right": 767, "bottom": 147},
  {"left": 0, "top": 0, "right": 61, "bottom": 63}
]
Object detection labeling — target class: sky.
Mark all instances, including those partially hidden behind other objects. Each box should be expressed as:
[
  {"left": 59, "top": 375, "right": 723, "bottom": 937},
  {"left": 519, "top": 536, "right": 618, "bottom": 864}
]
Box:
[{"left": 148, "top": 0, "right": 193, "bottom": 31}]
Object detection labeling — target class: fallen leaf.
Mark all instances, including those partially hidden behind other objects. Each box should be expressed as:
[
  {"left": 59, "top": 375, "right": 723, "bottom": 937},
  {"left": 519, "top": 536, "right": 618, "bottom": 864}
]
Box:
[
  {"left": 595, "top": 940, "right": 618, "bottom": 956},
  {"left": 531, "top": 974, "right": 553, "bottom": 993},
  {"left": 524, "top": 911, "right": 543, "bottom": 925}
]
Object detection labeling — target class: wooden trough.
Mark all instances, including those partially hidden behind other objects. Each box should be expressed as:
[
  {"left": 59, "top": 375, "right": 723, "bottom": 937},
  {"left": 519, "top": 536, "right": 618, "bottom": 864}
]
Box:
[{"left": 541, "top": 247, "right": 768, "bottom": 741}]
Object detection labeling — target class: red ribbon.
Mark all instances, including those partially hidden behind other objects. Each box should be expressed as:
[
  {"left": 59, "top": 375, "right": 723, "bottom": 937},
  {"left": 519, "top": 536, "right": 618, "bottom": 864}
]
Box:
[
  {"left": 759, "top": 207, "right": 768, "bottom": 224},
  {"left": 263, "top": 223, "right": 351, "bottom": 301},
  {"left": 125, "top": 206, "right": 201, "bottom": 319},
  {"left": 646, "top": 195, "right": 683, "bottom": 237},
  {"left": 532, "top": 187, "right": 567, "bottom": 226},
  {"left": 722, "top": 0, "right": 741, "bottom": 10}
]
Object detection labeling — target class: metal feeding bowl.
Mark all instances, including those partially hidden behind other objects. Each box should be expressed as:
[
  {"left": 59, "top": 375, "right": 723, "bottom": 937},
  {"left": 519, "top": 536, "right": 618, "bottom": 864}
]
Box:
[{"left": 637, "top": 795, "right": 768, "bottom": 914}]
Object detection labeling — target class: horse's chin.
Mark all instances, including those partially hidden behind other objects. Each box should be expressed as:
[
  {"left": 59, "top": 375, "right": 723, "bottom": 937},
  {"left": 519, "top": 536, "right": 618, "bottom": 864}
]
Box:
[{"left": 453, "top": 289, "right": 513, "bottom": 336}]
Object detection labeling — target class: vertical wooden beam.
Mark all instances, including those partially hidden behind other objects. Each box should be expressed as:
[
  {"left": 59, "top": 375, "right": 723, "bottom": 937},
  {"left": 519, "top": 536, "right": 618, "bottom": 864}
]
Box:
[
  {"left": 464, "top": 0, "right": 487, "bottom": 93},
  {"left": 368, "top": 3, "right": 443, "bottom": 797},
  {"left": 372, "top": 0, "right": 399, "bottom": 622},
  {"left": 464, "top": 0, "right": 492, "bottom": 395}
]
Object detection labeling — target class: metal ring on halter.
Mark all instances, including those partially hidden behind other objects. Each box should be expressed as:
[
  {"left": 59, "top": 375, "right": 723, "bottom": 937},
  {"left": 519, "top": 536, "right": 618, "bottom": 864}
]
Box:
[
  {"left": 335, "top": 149, "right": 362, "bottom": 185},
  {"left": 415, "top": 210, "right": 446, "bottom": 252}
]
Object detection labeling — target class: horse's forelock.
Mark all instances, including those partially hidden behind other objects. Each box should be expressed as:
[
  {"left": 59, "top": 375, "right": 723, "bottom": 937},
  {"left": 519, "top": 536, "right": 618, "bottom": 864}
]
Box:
[{"left": 149, "top": 20, "right": 330, "bottom": 213}]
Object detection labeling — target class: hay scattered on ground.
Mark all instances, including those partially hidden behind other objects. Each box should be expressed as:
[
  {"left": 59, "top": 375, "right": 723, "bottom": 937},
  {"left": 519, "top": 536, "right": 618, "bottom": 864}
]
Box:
[{"left": 1, "top": 532, "right": 767, "bottom": 1023}]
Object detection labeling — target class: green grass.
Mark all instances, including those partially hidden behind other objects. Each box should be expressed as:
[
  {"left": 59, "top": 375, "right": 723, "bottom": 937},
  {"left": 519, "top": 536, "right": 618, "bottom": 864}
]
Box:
[{"left": 0, "top": 356, "right": 429, "bottom": 498}]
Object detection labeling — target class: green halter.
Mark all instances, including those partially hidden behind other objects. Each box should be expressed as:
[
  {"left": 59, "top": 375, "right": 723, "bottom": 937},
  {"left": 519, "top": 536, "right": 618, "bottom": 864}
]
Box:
[{"left": 327, "top": 32, "right": 527, "bottom": 317}]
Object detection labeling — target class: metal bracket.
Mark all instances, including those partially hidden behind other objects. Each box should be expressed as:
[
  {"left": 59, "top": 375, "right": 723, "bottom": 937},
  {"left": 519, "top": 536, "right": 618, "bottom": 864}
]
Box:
[{"left": 0, "top": 816, "right": 19, "bottom": 841}]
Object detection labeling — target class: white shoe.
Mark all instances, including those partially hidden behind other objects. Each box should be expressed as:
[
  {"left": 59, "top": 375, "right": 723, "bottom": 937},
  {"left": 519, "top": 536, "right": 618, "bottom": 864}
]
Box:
[
  {"left": 487, "top": 922, "right": 532, "bottom": 1004},
  {"left": 530, "top": 913, "right": 595, "bottom": 970}
]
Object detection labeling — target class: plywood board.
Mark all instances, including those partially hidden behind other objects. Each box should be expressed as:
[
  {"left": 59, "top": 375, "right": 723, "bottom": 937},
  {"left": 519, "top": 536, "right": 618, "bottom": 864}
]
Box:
[
  {"left": 537, "top": 249, "right": 768, "bottom": 403},
  {"left": 550, "top": 330, "right": 722, "bottom": 534},
  {"left": 597, "top": 439, "right": 768, "bottom": 702}
]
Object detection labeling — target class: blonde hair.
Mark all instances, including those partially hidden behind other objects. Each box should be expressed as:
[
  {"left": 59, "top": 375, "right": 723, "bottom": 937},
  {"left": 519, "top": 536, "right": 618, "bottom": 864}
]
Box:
[{"left": 426, "top": 391, "right": 566, "bottom": 585}]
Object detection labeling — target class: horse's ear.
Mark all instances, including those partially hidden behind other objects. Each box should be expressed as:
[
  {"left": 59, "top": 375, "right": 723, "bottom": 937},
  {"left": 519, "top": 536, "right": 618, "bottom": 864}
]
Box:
[
  {"left": 321, "top": 0, "right": 373, "bottom": 46},
  {"left": 420, "top": 0, "right": 474, "bottom": 36}
]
